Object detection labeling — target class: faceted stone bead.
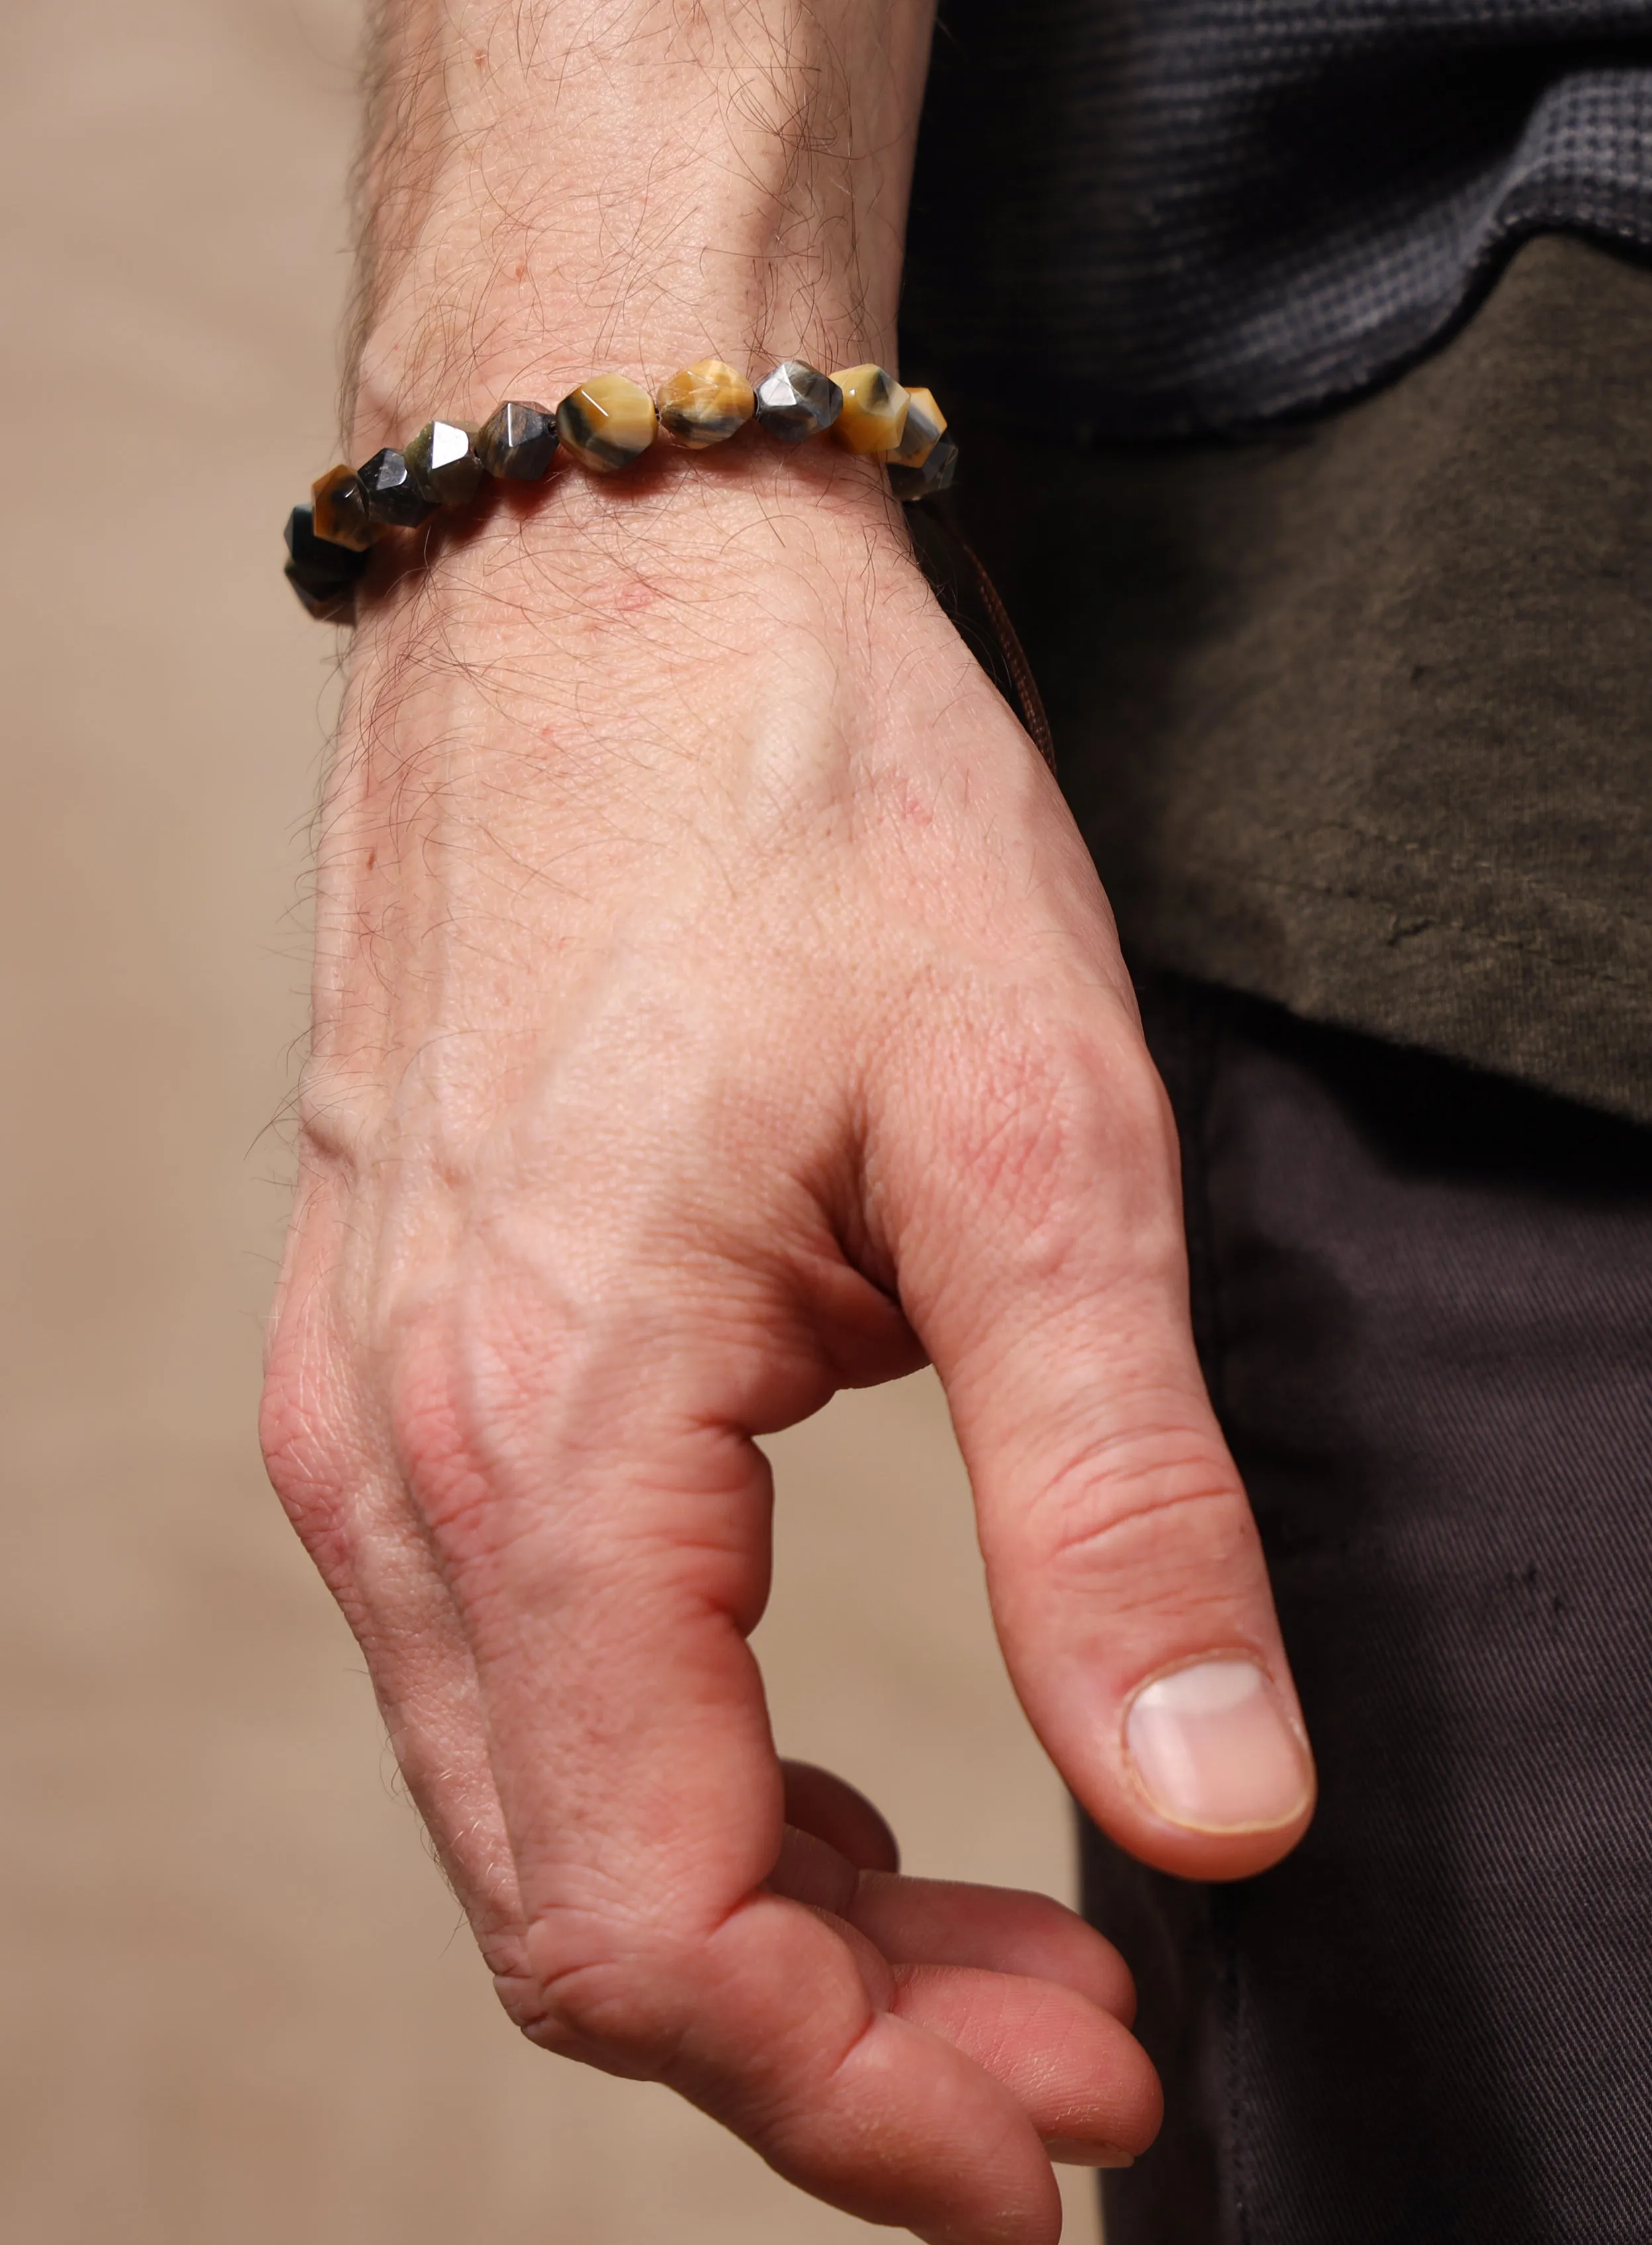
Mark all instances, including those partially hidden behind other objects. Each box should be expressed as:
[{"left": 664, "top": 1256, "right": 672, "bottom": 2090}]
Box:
[
  {"left": 890, "top": 386, "right": 946, "bottom": 470},
  {"left": 286, "top": 504, "right": 368, "bottom": 581},
  {"left": 285, "top": 568, "right": 356, "bottom": 623},
  {"left": 405, "top": 419, "right": 486, "bottom": 507},
  {"left": 888, "top": 429, "right": 958, "bottom": 502},
  {"left": 285, "top": 504, "right": 367, "bottom": 619},
  {"left": 310, "top": 465, "right": 373, "bottom": 551},
  {"left": 478, "top": 400, "right": 559, "bottom": 482},
  {"left": 556, "top": 374, "right": 658, "bottom": 473},
  {"left": 832, "top": 365, "right": 909, "bottom": 455},
  {"left": 655, "top": 359, "right": 755, "bottom": 449},
  {"left": 753, "top": 361, "right": 842, "bottom": 442},
  {"left": 357, "top": 447, "right": 437, "bottom": 527}
]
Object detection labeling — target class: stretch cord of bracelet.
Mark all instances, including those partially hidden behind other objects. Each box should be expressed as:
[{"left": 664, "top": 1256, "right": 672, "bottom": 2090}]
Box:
[{"left": 284, "top": 358, "right": 956, "bottom": 621}]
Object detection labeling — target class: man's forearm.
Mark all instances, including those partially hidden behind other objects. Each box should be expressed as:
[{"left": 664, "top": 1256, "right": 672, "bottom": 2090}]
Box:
[{"left": 351, "top": 0, "right": 937, "bottom": 447}]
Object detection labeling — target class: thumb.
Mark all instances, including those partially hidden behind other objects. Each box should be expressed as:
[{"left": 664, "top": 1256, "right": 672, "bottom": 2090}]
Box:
[{"left": 892, "top": 1011, "right": 1315, "bottom": 1882}]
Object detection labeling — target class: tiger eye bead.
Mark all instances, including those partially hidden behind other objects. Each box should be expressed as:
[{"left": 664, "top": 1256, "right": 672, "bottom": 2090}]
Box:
[
  {"left": 310, "top": 465, "right": 373, "bottom": 552},
  {"left": 832, "top": 365, "right": 909, "bottom": 455},
  {"left": 655, "top": 359, "right": 755, "bottom": 449},
  {"left": 555, "top": 374, "right": 658, "bottom": 473},
  {"left": 405, "top": 419, "right": 486, "bottom": 507},
  {"left": 478, "top": 400, "right": 559, "bottom": 482},
  {"left": 753, "top": 361, "right": 842, "bottom": 442},
  {"left": 888, "top": 428, "right": 958, "bottom": 502},
  {"left": 357, "top": 447, "right": 437, "bottom": 528},
  {"left": 890, "top": 387, "right": 946, "bottom": 470}
]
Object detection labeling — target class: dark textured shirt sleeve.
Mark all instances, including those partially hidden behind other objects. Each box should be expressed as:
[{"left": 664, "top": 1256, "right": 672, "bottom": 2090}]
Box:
[{"left": 905, "top": 0, "right": 1652, "bottom": 434}]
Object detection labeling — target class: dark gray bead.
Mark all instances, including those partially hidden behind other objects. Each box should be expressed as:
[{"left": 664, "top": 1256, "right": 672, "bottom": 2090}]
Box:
[
  {"left": 404, "top": 419, "right": 486, "bottom": 507},
  {"left": 285, "top": 505, "right": 369, "bottom": 582},
  {"left": 285, "top": 504, "right": 367, "bottom": 619},
  {"left": 888, "top": 430, "right": 958, "bottom": 502},
  {"left": 479, "top": 400, "right": 559, "bottom": 481},
  {"left": 357, "top": 447, "right": 437, "bottom": 527},
  {"left": 285, "top": 567, "right": 356, "bottom": 622},
  {"left": 753, "top": 361, "right": 842, "bottom": 442}
]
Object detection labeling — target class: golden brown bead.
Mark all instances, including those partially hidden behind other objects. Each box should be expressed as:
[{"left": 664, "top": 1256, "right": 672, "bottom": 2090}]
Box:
[
  {"left": 556, "top": 375, "right": 658, "bottom": 473},
  {"left": 655, "top": 359, "right": 756, "bottom": 448},
  {"left": 890, "top": 387, "right": 946, "bottom": 469},
  {"left": 832, "top": 365, "right": 910, "bottom": 455},
  {"left": 310, "top": 465, "right": 373, "bottom": 551}
]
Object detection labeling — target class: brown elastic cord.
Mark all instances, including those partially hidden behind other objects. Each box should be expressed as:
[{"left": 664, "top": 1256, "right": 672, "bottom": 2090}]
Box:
[
  {"left": 906, "top": 501, "right": 1057, "bottom": 775},
  {"left": 956, "top": 535, "right": 1056, "bottom": 774}
]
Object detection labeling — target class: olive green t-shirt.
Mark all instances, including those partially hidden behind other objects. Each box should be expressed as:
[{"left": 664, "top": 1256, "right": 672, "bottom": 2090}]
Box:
[{"left": 951, "top": 236, "right": 1652, "bottom": 1125}]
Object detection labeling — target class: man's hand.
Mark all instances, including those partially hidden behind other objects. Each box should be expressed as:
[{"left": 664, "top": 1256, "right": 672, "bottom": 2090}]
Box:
[{"left": 263, "top": 7, "right": 1314, "bottom": 2239}]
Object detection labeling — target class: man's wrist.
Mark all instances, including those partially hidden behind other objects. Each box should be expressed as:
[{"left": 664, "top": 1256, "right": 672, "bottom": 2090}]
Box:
[{"left": 347, "top": 444, "right": 926, "bottom": 676}]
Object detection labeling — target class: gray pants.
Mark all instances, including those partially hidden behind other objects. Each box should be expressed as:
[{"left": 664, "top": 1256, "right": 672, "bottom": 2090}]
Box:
[{"left": 1093, "top": 974, "right": 1652, "bottom": 2244}]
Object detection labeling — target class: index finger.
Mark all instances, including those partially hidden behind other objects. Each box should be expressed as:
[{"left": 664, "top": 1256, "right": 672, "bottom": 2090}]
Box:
[{"left": 387, "top": 1264, "right": 1088, "bottom": 2245}]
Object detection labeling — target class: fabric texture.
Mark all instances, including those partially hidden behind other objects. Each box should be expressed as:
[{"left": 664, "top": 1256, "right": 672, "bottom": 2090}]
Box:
[
  {"left": 905, "top": 0, "right": 1652, "bottom": 434},
  {"left": 1088, "top": 970, "right": 1652, "bottom": 2243},
  {"left": 948, "top": 233, "right": 1652, "bottom": 1126}
]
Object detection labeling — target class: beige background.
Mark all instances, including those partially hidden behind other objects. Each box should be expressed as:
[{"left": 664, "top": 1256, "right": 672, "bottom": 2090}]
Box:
[{"left": 0, "top": 3, "right": 1099, "bottom": 2238}]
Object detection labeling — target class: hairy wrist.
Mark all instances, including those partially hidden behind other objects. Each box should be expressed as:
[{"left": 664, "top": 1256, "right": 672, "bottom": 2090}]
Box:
[
  {"left": 346, "top": 439, "right": 921, "bottom": 667},
  {"left": 326, "top": 453, "right": 946, "bottom": 866},
  {"left": 308, "top": 464, "right": 976, "bottom": 1118},
  {"left": 349, "top": 0, "right": 937, "bottom": 449}
]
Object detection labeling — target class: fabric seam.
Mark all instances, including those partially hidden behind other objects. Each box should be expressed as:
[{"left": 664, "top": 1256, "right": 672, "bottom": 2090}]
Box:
[
  {"left": 1209, "top": 814, "right": 1652, "bottom": 945},
  {"left": 1132, "top": 843, "right": 1651, "bottom": 996}
]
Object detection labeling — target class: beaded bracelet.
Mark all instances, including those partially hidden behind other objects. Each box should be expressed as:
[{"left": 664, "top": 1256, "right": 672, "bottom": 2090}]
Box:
[{"left": 284, "top": 357, "right": 956, "bottom": 621}]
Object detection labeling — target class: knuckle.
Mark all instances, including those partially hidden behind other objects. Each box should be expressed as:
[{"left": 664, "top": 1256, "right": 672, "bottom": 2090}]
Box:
[
  {"left": 258, "top": 1375, "right": 365, "bottom": 1600},
  {"left": 503, "top": 1932, "right": 689, "bottom": 2076},
  {"left": 1028, "top": 1422, "right": 1255, "bottom": 1582},
  {"left": 294, "top": 1050, "right": 393, "bottom": 1179},
  {"left": 257, "top": 1372, "right": 318, "bottom": 1510},
  {"left": 382, "top": 1282, "right": 587, "bottom": 1566},
  {"left": 259, "top": 1330, "right": 348, "bottom": 1530},
  {"left": 948, "top": 1023, "right": 1091, "bottom": 1196},
  {"left": 385, "top": 1342, "right": 466, "bottom": 1489},
  {"left": 258, "top": 1187, "right": 378, "bottom": 1544},
  {"left": 937, "top": 1009, "right": 1178, "bottom": 1228},
  {"left": 385, "top": 1336, "right": 508, "bottom": 1564},
  {"left": 293, "top": 1080, "right": 367, "bottom": 1189}
]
